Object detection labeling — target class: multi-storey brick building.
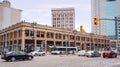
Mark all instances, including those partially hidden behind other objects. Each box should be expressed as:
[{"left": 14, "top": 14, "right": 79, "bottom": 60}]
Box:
[{"left": 0, "top": 21, "right": 110, "bottom": 52}]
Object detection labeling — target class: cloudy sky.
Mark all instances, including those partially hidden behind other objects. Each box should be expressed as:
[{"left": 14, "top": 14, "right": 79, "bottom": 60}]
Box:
[{"left": 5, "top": 0, "right": 91, "bottom": 32}]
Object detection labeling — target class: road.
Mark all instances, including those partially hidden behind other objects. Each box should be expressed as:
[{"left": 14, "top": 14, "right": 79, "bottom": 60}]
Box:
[{"left": 0, "top": 54, "right": 120, "bottom": 67}]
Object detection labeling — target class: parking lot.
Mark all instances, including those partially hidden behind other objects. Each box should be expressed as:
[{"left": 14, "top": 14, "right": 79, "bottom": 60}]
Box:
[{"left": 0, "top": 54, "right": 120, "bottom": 67}]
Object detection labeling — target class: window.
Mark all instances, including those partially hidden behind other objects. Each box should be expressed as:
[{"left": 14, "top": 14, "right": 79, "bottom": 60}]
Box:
[
  {"left": 18, "top": 30, "right": 22, "bottom": 37},
  {"left": 25, "top": 30, "right": 29, "bottom": 36},
  {"left": 53, "top": 18, "right": 56, "bottom": 20},
  {"left": 41, "top": 32, "right": 45, "bottom": 38},
  {"left": 76, "top": 36, "right": 80, "bottom": 40},
  {"left": 37, "top": 31, "right": 40, "bottom": 37},
  {"left": 30, "top": 30, "right": 34, "bottom": 36},
  {"left": 70, "top": 35, "right": 74, "bottom": 40},
  {"left": 47, "top": 32, "right": 50, "bottom": 38},
  {"left": 55, "top": 33, "right": 61, "bottom": 39}
]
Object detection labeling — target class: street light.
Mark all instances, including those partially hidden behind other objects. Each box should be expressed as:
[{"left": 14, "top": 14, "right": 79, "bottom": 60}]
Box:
[{"left": 31, "top": 22, "right": 36, "bottom": 51}]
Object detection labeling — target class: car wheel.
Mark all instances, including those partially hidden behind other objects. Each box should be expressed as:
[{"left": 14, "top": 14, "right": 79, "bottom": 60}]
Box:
[
  {"left": 113, "top": 55, "right": 117, "bottom": 58},
  {"left": 42, "top": 53, "right": 45, "bottom": 56},
  {"left": 5, "top": 59, "right": 9, "bottom": 62},
  {"left": 28, "top": 56, "right": 32, "bottom": 60},
  {"left": 11, "top": 57, "right": 16, "bottom": 62},
  {"left": 34, "top": 53, "right": 37, "bottom": 56}
]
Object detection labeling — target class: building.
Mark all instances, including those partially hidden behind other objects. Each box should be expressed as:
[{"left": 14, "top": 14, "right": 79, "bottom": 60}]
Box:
[
  {"left": 91, "top": 0, "right": 120, "bottom": 48},
  {"left": 51, "top": 8, "right": 75, "bottom": 30},
  {"left": 0, "top": 0, "right": 22, "bottom": 30},
  {"left": 0, "top": 21, "right": 110, "bottom": 52}
]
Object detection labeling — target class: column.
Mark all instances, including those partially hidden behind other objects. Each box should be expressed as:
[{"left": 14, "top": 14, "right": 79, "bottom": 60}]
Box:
[
  {"left": 45, "top": 31, "right": 47, "bottom": 51},
  {"left": 21, "top": 28, "right": 25, "bottom": 50},
  {"left": 53, "top": 32, "right": 56, "bottom": 47}
]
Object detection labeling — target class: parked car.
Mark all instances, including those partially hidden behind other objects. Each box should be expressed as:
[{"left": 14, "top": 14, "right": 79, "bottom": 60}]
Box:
[
  {"left": 76, "top": 50, "right": 87, "bottom": 56},
  {"left": 0, "top": 51, "right": 1, "bottom": 55},
  {"left": 86, "top": 50, "right": 101, "bottom": 57},
  {"left": 102, "top": 51, "right": 117, "bottom": 58},
  {"left": 1, "top": 51, "right": 34, "bottom": 62},
  {"left": 112, "top": 49, "right": 120, "bottom": 55},
  {"left": 30, "top": 50, "right": 46, "bottom": 56},
  {"left": 51, "top": 50, "right": 61, "bottom": 55}
]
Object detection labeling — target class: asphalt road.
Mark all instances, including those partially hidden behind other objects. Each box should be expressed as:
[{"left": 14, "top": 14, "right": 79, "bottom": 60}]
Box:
[{"left": 0, "top": 54, "right": 120, "bottom": 67}]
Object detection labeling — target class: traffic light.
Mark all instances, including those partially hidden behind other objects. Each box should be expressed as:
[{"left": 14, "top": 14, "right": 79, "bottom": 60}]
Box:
[
  {"left": 80, "top": 25, "right": 83, "bottom": 32},
  {"left": 94, "top": 17, "right": 99, "bottom": 25}
]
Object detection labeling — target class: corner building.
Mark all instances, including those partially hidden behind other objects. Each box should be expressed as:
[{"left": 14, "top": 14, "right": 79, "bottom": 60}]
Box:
[{"left": 0, "top": 21, "right": 110, "bottom": 51}]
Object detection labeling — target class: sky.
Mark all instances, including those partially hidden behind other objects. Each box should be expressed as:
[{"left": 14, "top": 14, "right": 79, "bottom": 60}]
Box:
[{"left": 2, "top": 0, "right": 91, "bottom": 33}]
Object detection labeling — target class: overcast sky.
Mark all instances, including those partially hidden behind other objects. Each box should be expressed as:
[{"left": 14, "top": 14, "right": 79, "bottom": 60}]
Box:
[{"left": 4, "top": 0, "right": 91, "bottom": 33}]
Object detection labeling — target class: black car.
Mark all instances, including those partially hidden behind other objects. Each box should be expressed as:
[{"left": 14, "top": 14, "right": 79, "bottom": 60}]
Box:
[
  {"left": 0, "top": 51, "right": 1, "bottom": 55},
  {"left": 1, "top": 51, "right": 34, "bottom": 62}
]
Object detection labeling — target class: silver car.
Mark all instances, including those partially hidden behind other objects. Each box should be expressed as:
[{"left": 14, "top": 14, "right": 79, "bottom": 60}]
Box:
[{"left": 86, "top": 50, "right": 101, "bottom": 57}]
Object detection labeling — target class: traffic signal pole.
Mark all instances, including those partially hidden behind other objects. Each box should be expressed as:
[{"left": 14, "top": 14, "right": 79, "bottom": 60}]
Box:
[
  {"left": 93, "top": 17, "right": 99, "bottom": 50},
  {"left": 96, "top": 17, "right": 120, "bottom": 50}
]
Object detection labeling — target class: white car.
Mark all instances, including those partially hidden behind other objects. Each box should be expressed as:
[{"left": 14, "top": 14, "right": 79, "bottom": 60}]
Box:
[
  {"left": 51, "top": 50, "right": 61, "bottom": 55},
  {"left": 112, "top": 49, "right": 120, "bottom": 55},
  {"left": 76, "top": 50, "right": 87, "bottom": 56},
  {"left": 30, "top": 50, "right": 46, "bottom": 56}
]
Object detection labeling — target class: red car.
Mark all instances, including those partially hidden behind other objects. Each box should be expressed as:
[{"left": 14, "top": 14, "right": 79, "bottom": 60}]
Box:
[{"left": 102, "top": 51, "right": 117, "bottom": 58}]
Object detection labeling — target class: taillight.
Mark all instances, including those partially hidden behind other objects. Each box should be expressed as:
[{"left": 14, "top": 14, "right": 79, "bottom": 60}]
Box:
[{"left": 4, "top": 53, "right": 8, "bottom": 57}]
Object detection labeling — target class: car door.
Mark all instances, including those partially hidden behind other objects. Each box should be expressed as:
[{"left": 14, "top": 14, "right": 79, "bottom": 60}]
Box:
[
  {"left": 19, "top": 51, "right": 27, "bottom": 59},
  {"left": 94, "top": 51, "right": 100, "bottom": 57},
  {"left": 38, "top": 50, "right": 42, "bottom": 55},
  {"left": 12, "top": 51, "right": 20, "bottom": 60}
]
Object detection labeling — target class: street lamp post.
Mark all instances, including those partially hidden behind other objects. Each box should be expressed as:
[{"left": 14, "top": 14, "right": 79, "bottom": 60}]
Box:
[{"left": 31, "top": 22, "right": 36, "bottom": 51}]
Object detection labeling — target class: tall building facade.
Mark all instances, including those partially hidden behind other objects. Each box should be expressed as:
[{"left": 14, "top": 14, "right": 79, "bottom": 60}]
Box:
[
  {"left": 0, "top": 0, "right": 22, "bottom": 30},
  {"left": 51, "top": 8, "right": 75, "bottom": 30},
  {"left": 91, "top": 0, "right": 120, "bottom": 47}
]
